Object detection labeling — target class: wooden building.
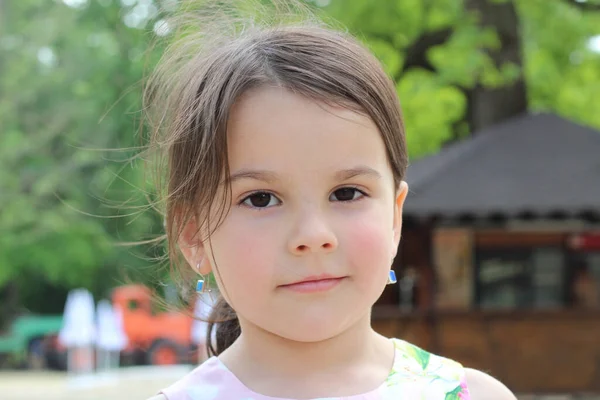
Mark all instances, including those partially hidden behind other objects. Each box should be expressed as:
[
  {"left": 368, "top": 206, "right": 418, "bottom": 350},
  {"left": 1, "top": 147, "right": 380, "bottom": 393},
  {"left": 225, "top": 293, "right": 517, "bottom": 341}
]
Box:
[{"left": 374, "top": 113, "right": 600, "bottom": 393}]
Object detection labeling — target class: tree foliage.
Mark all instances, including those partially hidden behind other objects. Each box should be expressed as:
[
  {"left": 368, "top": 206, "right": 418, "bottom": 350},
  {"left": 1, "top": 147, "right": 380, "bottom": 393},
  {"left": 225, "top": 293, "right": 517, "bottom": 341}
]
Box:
[
  {"left": 319, "top": 0, "right": 600, "bottom": 155},
  {"left": 0, "top": 0, "right": 163, "bottom": 317}
]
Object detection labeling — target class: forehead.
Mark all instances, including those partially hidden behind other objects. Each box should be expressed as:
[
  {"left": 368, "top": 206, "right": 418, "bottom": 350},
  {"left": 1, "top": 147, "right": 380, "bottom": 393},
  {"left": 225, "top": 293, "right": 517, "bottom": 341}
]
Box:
[
  {"left": 229, "top": 85, "right": 371, "bottom": 128},
  {"left": 226, "top": 86, "right": 390, "bottom": 175}
]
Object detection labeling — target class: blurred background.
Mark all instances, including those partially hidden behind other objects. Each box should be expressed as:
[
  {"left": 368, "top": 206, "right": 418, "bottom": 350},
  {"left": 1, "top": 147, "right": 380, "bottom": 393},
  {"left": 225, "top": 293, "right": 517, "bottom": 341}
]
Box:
[{"left": 1, "top": 0, "right": 599, "bottom": 398}]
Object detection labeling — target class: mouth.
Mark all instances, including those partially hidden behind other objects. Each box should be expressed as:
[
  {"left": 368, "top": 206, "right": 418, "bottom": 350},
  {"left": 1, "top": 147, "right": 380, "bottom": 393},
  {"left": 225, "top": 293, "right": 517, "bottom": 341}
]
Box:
[{"left": 279, "top": 274, "right": 346, "bottom": 294}]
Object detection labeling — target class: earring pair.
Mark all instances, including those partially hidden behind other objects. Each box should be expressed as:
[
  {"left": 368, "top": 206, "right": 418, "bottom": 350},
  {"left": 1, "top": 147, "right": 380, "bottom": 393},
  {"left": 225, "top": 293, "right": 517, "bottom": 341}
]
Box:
[{"left": 196, "top": 264, "right": 397, "bottom": 292}]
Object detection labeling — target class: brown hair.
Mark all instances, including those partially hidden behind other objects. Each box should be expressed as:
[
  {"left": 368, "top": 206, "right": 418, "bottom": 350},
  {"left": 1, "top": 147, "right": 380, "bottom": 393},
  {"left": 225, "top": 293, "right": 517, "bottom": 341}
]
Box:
[{"left": 143, "top": 0, "right": 408, "bottom": 357}]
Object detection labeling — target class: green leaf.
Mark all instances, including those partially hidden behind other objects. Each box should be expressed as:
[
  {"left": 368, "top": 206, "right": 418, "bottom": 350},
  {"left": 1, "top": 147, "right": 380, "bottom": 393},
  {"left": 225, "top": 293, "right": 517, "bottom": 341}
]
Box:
[
  {"left": 445, "top": 384, "right": 463, "bottom": 400},
  {"left": 405, "top": 342, "right": 431, "bottom": 370}
]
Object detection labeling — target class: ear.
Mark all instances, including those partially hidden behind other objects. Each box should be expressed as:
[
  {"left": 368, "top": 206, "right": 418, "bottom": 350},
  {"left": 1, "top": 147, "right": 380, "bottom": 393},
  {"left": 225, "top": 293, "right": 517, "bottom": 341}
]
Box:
[
  {"left": 392, "top": 181, "right": 408, "bottom": 256},
  {"left": 178, "top": 215, "right": 212, "bottom": 276}
]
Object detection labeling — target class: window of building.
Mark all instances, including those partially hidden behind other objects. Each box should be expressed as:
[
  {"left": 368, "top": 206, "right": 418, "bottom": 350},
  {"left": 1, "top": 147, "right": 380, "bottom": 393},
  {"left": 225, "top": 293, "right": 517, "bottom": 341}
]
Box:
[{"left": 476, "top": 247, "right": 566, "bottom": 309}]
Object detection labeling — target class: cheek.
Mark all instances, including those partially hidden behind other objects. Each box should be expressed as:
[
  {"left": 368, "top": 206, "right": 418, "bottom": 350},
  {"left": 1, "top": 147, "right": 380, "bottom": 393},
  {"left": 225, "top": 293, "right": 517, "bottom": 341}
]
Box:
[
  {"left": 209, "top": 216, "right": 277, "bottom": 287},
  {"left": 344, "top": 217, "right": 394, "bottom": 269}
]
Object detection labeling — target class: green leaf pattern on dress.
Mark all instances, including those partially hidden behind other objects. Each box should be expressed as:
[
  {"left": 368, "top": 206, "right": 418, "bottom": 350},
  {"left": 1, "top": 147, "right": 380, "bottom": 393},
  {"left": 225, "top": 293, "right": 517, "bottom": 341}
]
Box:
[{"left": 385, "top": 339, "right": 468, "bottom": 399}]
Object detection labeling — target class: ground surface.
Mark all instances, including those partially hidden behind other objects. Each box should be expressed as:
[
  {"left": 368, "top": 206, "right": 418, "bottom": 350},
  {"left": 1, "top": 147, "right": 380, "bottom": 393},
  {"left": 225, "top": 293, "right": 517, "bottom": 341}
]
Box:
[{"left": 1, "top": 366, "right": 191, "bottom": 400}]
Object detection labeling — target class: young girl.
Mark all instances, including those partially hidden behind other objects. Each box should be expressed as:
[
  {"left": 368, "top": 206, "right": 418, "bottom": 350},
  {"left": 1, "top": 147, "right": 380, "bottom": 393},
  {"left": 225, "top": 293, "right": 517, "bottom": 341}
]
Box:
[{"left": 145, "top": 1, "right": 516, "bottom": 399}]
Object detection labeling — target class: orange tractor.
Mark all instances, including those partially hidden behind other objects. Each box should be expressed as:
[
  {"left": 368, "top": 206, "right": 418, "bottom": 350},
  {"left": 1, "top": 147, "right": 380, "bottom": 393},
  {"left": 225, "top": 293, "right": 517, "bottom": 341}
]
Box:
[
  {"left": 112, "top": 284, "right": 196, "bottom": 366},
  {"left": 37, "top": 284, "right": 200, "bottom": 369}
]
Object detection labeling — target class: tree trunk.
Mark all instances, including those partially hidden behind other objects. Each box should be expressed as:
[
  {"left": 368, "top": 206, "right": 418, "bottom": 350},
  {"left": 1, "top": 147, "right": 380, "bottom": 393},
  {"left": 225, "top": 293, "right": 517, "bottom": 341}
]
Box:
[
  {"left": 0, "top": 282, "right": 19, "bottom": 331},
  {"left": 464, "top": 0, "right": 528, "bottom": 132}
]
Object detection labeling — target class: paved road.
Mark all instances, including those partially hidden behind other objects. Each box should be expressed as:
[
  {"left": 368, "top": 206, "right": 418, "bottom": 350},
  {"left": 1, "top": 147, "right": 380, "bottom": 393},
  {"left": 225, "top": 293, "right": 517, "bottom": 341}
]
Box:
[{"left": 1, "top": 366, "right": 192, "bottom": 400}]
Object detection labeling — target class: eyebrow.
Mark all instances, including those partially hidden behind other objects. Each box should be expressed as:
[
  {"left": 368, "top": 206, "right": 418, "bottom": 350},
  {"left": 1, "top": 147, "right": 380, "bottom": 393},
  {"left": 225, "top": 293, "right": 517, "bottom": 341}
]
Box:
[
  {"left": 334, "top": 166, "right": 382, "bottom": 181},
  {"left": 227, "top": 166, "right": 381, "bottom": 185},
  {"left": 227, "top": 170, "right": 278, "bottom": 184}
]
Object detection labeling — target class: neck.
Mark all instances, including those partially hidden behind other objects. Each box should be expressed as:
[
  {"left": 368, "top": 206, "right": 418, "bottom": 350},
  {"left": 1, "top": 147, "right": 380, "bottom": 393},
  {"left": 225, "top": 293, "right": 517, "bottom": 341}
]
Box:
[{"left": 220, "top": 312, "right": 392, "bottom": 382}]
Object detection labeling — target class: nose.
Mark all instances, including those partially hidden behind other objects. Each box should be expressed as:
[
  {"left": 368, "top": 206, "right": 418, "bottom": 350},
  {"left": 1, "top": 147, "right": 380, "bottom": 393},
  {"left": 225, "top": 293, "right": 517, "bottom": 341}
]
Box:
[{"left": 287, "top": 209, "right": 338, "bottom": 255}]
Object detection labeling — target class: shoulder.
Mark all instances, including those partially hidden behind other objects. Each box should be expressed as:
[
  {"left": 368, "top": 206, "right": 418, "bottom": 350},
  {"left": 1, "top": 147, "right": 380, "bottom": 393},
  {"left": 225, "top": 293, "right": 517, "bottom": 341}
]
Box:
[
  {"left": 391, "top": 338, "right": 464, "bottom": 375},
  {"left": 389, "top": 339, "right": 468, "bottom": 397},
  {"left": 464, "top": 368, "right": 517, "bottom": 400},
  {"left": 390, "top": 339, "right": 514, "bottom": 399}
]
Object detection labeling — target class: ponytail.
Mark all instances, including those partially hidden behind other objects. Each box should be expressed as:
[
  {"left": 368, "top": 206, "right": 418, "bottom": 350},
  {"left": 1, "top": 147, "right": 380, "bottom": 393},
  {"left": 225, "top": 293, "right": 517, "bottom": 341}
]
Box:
[{"left": 207, "top": 296, "right": 240, "bottom": 356}]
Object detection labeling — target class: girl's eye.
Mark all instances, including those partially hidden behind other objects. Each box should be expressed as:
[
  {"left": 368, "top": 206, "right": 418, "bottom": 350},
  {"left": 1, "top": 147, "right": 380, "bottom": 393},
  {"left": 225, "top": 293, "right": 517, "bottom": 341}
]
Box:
[
  {"left": 242, "top": 192, "right": 281, "bottom": 208},
  {"left": 330, "top": 187, "right": 365, "bottom": 202}
]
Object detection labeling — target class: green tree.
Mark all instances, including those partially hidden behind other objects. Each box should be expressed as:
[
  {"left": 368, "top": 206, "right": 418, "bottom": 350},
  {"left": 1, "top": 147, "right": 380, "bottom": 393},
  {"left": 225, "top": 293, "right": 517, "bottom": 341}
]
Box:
[{"left": 0, "top": 0, "right": 162, "bottom": 321}]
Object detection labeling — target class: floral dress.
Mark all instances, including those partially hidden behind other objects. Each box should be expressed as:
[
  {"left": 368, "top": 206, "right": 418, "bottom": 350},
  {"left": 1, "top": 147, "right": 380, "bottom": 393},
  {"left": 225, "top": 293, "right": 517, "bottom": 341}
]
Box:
[{"left": 160, "top": 338, "right": 470, "bottom": 400}]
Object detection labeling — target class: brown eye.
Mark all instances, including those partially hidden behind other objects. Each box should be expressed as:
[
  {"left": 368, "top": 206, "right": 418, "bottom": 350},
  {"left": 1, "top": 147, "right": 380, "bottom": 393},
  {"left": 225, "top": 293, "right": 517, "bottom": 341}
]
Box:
[
  {"left": 242, "top": 192, "right": 280, "bottom": 208},
  {"left": 330, "top": 187, "right": 364, "bottom": 202}
]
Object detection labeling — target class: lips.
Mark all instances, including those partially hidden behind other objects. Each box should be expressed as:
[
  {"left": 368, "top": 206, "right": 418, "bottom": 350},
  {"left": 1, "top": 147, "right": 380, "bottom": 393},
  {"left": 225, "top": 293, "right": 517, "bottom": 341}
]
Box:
[{"left": 280, "top": 274, "right": 346, "bottom": 293}]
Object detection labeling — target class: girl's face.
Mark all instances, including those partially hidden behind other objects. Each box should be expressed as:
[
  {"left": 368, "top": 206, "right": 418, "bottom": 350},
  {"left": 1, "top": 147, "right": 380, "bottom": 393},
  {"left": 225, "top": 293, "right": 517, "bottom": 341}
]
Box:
[{"left": 184, "top": 86, "right": 407, "bottom": 342}]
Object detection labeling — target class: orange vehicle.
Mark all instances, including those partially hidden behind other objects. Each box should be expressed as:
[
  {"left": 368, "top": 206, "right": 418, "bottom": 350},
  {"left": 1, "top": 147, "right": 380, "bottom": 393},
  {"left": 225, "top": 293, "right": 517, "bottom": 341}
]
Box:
[{"left": 112, "top": 284, "right": 196, "bottom": 366}]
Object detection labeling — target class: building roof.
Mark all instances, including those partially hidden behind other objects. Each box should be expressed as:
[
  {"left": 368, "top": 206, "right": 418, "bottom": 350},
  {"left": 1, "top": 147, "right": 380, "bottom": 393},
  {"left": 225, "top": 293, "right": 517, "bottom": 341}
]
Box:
[{"left": 404, "top": 113, "right": 600, "bottom": 219}]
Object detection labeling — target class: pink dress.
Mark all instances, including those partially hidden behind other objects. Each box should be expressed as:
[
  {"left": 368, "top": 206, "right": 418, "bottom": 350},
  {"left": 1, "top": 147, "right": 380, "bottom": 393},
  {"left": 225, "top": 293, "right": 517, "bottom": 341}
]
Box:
[{"left": 161, "top": 338, "right": 470, "bottom": 400}]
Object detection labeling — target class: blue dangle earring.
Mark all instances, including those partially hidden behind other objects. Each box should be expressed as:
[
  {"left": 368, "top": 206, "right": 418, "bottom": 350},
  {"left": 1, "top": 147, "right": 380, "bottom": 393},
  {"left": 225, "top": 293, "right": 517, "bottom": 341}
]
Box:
[
  {"left": 387, "top": 270, "right": 397, "bottom": 285},
  {"left": 388, "top": 231, "right": 398, "bottom": 285},
  {"left": 196, "top": 261, "right": 205, "bottom": 293},
  {"left": 196, "top": 278, "right": 205, "bottom": 293}
]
